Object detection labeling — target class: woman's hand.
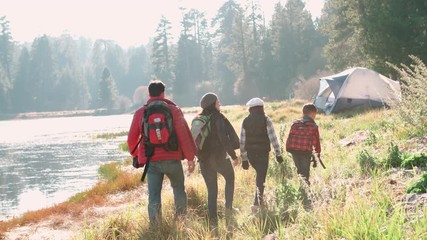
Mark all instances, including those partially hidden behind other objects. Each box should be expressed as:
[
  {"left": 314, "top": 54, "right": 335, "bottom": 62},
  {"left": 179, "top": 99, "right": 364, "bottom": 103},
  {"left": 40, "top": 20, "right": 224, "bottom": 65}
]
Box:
[{"left": 233, "top": 157, "right": 239, "bottom": 167}]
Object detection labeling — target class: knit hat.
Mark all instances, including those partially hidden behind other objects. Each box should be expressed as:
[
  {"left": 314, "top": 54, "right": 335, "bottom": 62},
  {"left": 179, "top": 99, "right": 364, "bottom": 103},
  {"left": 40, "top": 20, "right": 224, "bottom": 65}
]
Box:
[
  {"left": 200, "top": 92, "right": 218, "bottom": 109},
  {"left": 246, "top": 97, "right": 264, "bottom": 108}
]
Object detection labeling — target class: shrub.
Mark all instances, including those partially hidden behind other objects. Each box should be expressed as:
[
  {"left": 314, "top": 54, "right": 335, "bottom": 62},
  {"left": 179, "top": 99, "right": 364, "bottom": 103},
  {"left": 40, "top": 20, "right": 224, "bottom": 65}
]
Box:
[
  {"left": 132, "top": 85, "right": 148, "bottom": 106},
  {"left": 365, "top": 131, "right": 378, "bottom": 146},
  {"left": 119, "top": 142, "right": 129, "bottom": 152},
  {"left": 388, "top": 55, "right": 427, "bottom": 136},
  {"left": 293, "top": 70, "right": 332, "bottom": 100},
  {"left": 275, "top": 180, "right": 300, "bottom": 221},
  {"left": 407, "top": 173, "right": 427, "bottom": 194},
  {"left": 98, "top": 162, "right": 120, "bottom": 181},
  {"left": 383, "top": 142, "right": 402, "bottom": 169},
  {"left": 401, "top": 153, "right": 427, "bottom": 169},
  {"left": 357, "top": 149, "right": 377, "bottom": 175}
]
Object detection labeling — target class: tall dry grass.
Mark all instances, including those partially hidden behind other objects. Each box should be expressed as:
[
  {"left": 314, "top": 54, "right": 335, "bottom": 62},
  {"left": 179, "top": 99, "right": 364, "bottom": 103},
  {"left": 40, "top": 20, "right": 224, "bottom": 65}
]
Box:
[{"left": 388, "top": 55, "right": 427, "bottom": 137}]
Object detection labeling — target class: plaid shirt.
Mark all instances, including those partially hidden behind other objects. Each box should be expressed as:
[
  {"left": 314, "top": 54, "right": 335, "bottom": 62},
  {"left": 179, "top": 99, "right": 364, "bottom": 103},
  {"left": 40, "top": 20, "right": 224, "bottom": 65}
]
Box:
[
  {"left": 240, "top": 116, "right": 281, "bottom": 161},
  {"left": 285, "top": 116, "right": 321, "bottom": 154}
]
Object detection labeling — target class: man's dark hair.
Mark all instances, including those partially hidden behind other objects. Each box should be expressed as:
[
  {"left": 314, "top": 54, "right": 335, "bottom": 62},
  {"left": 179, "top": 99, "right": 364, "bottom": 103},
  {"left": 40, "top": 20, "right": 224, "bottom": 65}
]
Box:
[
  {"left": 303, "top": 103, "right": 317, "bottom": 115},
  {"left": 148, "top": 80, "right": 166, "bottom": 97}
]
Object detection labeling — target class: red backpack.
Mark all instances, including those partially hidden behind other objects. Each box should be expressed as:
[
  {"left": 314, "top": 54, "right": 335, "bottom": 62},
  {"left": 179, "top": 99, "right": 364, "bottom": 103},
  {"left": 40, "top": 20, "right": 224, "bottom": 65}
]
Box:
[
  {"left": 143, "top": 100, "right": 178, "bottom": 151},
  {"left": 286, "top": 120, "right": 317, "bottom": 153}
]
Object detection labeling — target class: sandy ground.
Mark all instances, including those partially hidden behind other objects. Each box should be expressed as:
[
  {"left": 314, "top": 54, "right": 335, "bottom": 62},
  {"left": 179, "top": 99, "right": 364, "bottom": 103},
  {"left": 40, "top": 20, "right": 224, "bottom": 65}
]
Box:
[{"left": 2, "top": 184, "right": 148, "bottom": 240}]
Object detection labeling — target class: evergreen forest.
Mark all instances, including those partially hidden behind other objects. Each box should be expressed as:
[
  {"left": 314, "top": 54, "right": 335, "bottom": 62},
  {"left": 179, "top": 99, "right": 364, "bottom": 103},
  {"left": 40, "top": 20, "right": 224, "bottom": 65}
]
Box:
[{"left": 0, "top": 0, "right": 425, "bottom": 113}]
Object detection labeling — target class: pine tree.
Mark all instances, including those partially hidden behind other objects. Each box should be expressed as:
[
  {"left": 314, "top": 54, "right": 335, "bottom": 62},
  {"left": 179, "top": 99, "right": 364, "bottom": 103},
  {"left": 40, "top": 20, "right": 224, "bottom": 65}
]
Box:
[
  {"left": 319, "top": 0, "right": 365, "bottom": 71},
  {"left": 98, "top": 67, "right": 118, "bottom": 109},
  {"left": 11, "top": 47, "right": 31, "bottom": 112},
  {"left": 0, "top": 16, "right": 13, "bottom": 112},
  {"left": 211, "top": 0, "right": 242, "bottom": 104},
  {"left": 30, "top": 35, "right": 55, "bottom": 111},
  {"left": 173, "top": 9, "right": 206, "bottom": 106},
  {"left": 53, "top": 35, "right": 89, "bottom": 110},
  {"left": 358, "top": 0, "right": 427, "bottom": 75},
  {"left": 0, "top": 16, "right": 13, "bottom": 81},
  {"left": 126, "top": 46, "right": 150, "bottom": 99},
  {"left": 152, "top": 16, "right": 173, "bottom": 85}
]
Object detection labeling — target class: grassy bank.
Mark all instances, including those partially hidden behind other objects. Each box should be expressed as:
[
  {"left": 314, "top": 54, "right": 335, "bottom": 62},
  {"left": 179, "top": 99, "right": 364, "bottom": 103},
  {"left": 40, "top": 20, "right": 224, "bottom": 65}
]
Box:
[
  {"left": 0, "top": 161, "right": 141, "bottom": 235},
  {"left": 1, "top": 100, "right": 426, "bottom": 239}
]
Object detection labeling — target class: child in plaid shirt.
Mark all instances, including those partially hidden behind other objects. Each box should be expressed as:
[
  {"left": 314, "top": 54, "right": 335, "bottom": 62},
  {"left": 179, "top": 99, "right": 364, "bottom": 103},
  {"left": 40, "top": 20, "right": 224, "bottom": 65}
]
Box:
[
  {"left": 240, "top": 98, "right": 283, "bottom": 213},
  {"left": 286, "top": 103, "right": 321, "bottom": 186}
]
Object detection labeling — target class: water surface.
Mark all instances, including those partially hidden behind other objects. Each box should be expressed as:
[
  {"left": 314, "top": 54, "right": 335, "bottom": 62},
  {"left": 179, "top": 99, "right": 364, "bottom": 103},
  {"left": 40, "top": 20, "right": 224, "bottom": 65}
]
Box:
[{"left": 0, "top": 114, "right": 132, "bottom": 220}]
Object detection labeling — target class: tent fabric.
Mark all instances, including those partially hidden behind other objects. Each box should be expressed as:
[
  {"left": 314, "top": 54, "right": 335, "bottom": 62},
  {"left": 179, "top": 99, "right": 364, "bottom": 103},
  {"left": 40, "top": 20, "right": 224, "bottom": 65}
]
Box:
[{"left": 314, "top": 67, "right": 401, "bottom": 114}]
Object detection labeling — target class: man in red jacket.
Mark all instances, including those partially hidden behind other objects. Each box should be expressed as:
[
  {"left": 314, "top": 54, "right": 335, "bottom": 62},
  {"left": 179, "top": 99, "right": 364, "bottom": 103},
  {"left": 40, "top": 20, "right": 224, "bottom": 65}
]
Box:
[{"left": 127, "top": 80, "right": 196, "bottom": 225}]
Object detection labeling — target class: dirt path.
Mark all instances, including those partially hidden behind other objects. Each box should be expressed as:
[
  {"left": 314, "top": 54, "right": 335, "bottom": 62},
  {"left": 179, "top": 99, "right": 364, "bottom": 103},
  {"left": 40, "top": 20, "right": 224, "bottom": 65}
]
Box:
[{"left": 2, "top": 185, "right": 147, "bottom": 240}]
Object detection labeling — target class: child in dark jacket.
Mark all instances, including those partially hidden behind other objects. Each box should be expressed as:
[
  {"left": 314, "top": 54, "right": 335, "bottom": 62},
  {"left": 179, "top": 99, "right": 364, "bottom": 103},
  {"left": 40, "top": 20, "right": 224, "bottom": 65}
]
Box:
[
  {"left": 285, "top": 103, "right": 321, "bottom": 186},
  {"left": 240, "top": 97, "right": 283, "bottom": 213}
]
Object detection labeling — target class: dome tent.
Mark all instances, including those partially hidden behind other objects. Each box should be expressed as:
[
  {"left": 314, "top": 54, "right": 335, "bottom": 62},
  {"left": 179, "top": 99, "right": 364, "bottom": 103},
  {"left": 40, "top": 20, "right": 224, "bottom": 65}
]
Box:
[{"left": 314, "top": 67, "right": 401, "bottom": 115}]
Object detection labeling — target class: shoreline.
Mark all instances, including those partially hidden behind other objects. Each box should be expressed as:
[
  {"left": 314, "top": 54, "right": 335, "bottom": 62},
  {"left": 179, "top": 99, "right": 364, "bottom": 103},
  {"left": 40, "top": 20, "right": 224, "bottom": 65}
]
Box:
[
  {"left": 0, "top": 109, "right": 126, "bottom": 121},
  {"left": 0, "top": 106, "right": 201, "bottom": 121}
]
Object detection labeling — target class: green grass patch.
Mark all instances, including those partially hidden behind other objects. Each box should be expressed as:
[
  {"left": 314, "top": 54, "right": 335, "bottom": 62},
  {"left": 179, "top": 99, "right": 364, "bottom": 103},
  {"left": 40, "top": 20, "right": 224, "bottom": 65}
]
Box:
[
  {"left": 98, "top": 162, "right": 121, "bottom": 181},
  {"left": 401, "top": 153, "right": 427, "bottom": 169},
  {"left": 95, "top": 131, "right": 128, "bottom": 139},
  {"left": 407, "top": 173, "right": 427, "bottom": 194}
]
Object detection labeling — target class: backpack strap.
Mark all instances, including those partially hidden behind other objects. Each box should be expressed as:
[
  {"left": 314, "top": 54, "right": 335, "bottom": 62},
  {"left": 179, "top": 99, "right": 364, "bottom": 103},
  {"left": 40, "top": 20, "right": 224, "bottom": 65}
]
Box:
[
  {"left": 130, "top": 137, "right": 142, "bottom": 155},
  {"left": 130, "top": 110, "right": 146, "bottom": 159}
]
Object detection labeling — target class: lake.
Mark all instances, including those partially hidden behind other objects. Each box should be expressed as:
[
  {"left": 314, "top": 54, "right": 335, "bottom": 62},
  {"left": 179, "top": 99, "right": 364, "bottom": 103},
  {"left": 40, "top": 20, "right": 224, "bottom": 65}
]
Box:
[{"left": 0, "top": 114, "right": 133, "bottom": 220}]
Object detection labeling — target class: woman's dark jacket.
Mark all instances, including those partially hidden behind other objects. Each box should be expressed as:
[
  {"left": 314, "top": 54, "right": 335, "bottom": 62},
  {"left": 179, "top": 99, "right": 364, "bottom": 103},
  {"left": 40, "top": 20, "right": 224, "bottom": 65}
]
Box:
[{"left": 197, "top": 108, "right": 238, "bottom": 161}]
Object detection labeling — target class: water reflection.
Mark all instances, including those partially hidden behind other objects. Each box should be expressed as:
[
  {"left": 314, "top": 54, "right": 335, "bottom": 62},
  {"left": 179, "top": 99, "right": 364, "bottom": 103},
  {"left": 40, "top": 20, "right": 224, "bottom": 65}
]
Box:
[{"left": 0, "top": 115, "right": 132, "bottom": 219}]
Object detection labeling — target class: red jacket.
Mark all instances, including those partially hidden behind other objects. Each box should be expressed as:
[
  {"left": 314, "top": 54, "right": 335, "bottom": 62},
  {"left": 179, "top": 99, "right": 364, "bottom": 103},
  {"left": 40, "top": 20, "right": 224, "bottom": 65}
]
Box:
[{"left": 127, "top": 97, "right": 196, "bottom": 165}]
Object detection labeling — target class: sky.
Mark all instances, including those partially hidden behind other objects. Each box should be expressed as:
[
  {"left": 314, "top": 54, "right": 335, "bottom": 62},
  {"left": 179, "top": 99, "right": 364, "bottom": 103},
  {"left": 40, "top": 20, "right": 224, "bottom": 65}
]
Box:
[{"left": 1, "top": 0, "right": 325, "bottom": 49}]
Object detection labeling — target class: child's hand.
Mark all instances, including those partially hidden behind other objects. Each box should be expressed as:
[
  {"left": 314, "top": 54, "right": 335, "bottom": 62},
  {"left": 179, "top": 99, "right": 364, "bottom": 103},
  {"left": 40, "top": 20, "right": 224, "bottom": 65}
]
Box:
[
  {"left": 242, "top": 160, "right": 249, "bottom": 170},
  {"left": 311, "top": 155, "right": 317, "bottom": 168}
]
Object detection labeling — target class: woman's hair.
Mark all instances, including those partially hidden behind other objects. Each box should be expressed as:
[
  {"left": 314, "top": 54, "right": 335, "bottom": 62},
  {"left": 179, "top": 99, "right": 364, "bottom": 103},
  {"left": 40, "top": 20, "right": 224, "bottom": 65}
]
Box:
[{"left": 200, "top": 103, "right": 217, "bottom": 115}]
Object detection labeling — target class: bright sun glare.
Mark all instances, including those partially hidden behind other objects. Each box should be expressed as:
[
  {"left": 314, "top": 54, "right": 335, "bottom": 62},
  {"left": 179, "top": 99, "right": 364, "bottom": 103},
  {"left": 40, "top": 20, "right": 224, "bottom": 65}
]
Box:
[{"left": 2, "top": 0, "right": 324, "bottom": 48}]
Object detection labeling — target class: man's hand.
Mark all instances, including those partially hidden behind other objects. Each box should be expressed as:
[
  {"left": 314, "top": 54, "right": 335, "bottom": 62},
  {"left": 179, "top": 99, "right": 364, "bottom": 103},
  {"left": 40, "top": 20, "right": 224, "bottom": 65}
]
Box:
[
  {"left": 132, "top": 156, "right": 144, "bottom": 168},
  {"left": 187, "top": 160, "right": 195, "bottom": 173},
  {"left": 276, "top": 156, "right": 284, "bottom": 164}
]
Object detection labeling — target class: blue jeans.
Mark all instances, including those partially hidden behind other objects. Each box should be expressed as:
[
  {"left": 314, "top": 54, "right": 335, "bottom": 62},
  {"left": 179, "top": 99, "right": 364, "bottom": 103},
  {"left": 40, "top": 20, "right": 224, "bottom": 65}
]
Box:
[{"left": 147, "top": 160, "right": 187, "bottom": 224}]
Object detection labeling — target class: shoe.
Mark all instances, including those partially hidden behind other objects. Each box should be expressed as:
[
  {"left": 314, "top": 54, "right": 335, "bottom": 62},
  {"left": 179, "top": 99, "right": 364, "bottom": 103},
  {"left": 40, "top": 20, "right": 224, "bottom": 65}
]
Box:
[{"left": 251, "top": 205, "right": 259, "bottom": 214}]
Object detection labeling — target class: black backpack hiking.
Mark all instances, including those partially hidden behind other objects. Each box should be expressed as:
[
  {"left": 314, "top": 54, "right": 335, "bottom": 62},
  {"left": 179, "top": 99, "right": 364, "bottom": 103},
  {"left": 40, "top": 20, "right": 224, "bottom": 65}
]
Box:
[{"left": 131, "top": 100, "right": 178, "bottom": 182}]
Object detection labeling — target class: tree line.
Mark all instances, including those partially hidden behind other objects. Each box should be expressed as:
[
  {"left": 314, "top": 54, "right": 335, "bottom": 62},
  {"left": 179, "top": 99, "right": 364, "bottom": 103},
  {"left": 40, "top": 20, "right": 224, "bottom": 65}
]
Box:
[{"left": 0, "top": 0, "right": 425, "bottom": 113}]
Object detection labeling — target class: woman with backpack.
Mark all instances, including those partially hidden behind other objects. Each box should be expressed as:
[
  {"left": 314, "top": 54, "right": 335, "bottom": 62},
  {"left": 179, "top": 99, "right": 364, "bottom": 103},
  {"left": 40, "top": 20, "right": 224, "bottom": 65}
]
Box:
[{"left": 195, "top": 92, "right": 240, "bottom": 227}]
